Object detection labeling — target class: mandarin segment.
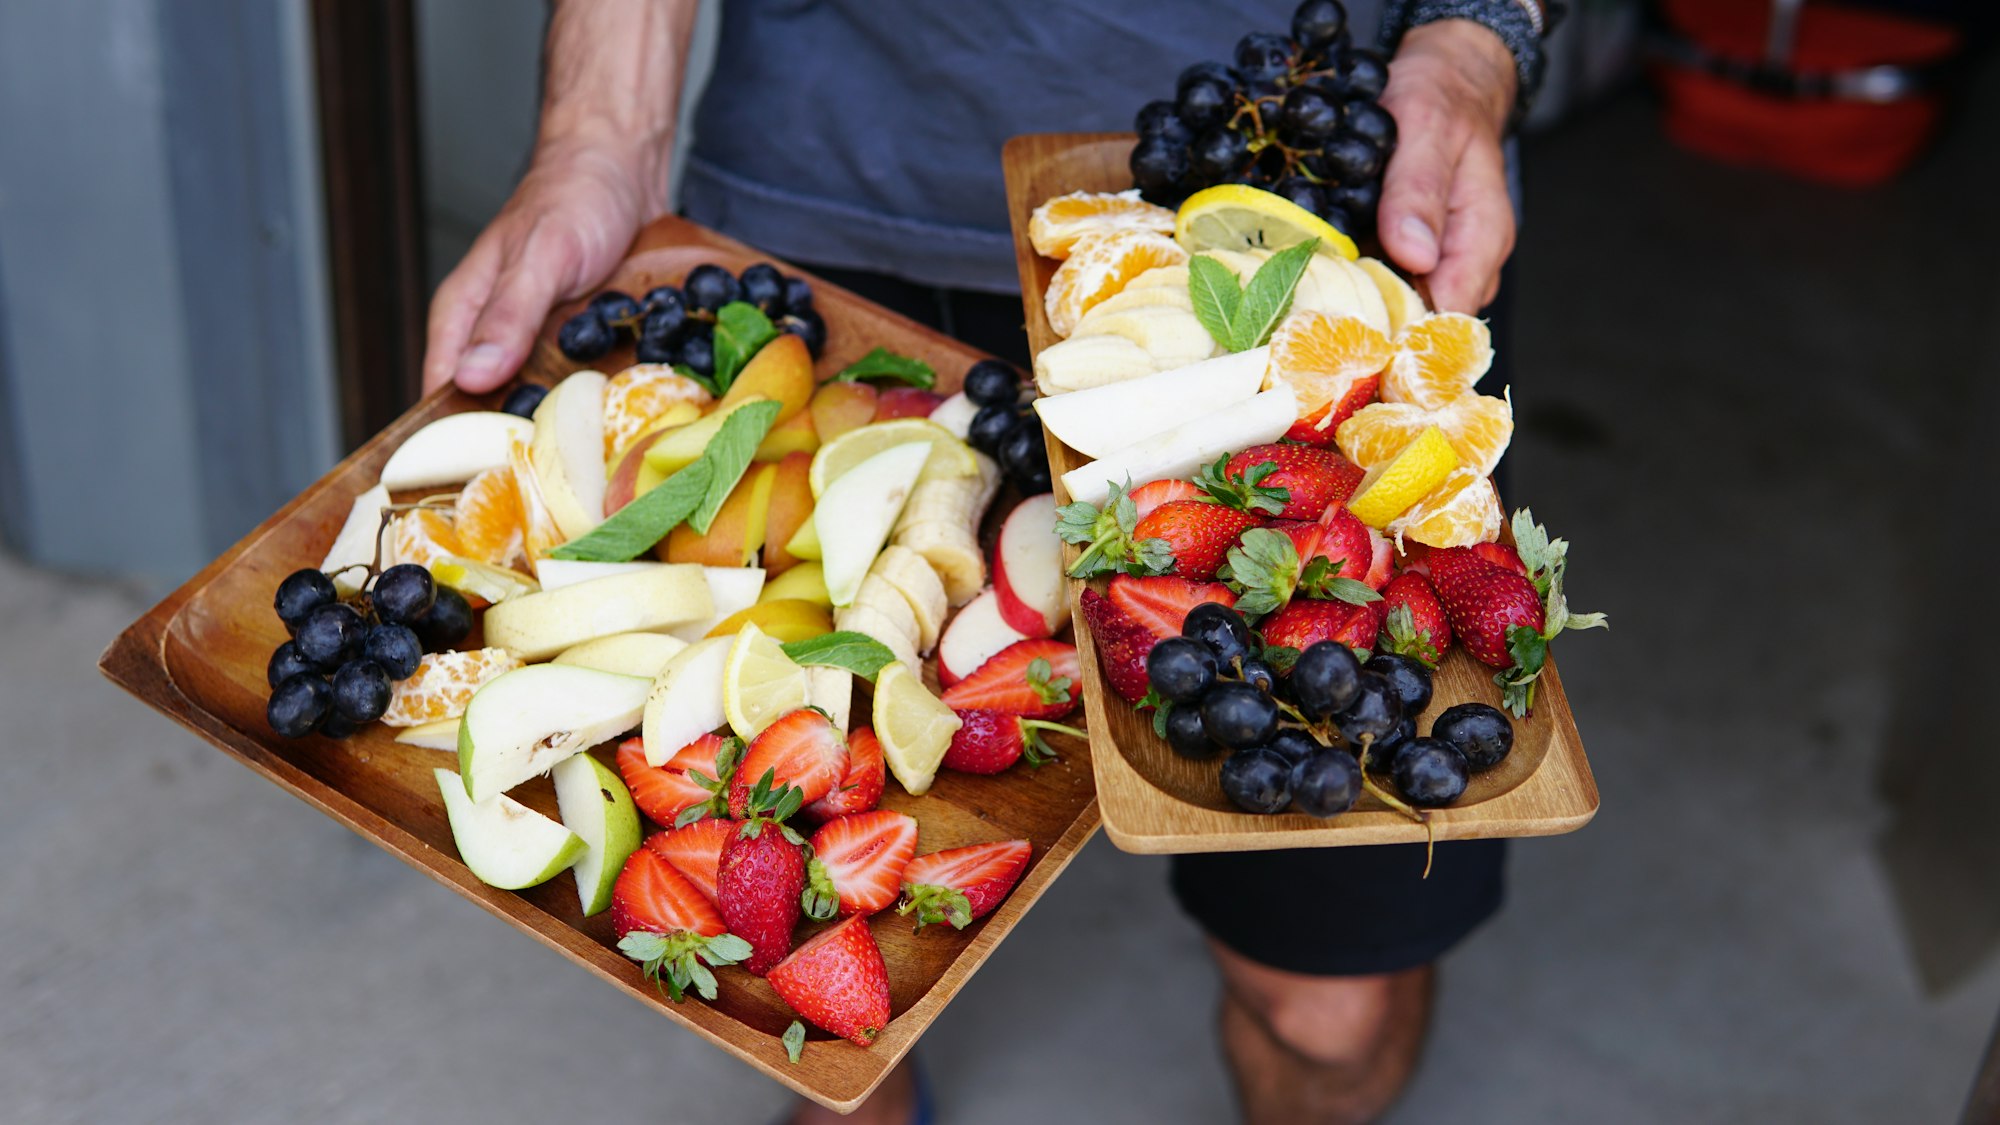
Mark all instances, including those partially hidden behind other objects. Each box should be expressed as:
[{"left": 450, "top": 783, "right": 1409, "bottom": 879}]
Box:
[
  {"left": 388, "top": 508, "right": 464, "bottom": 571},
  {"left": 507, "top": 436, "right": 565, "bottom": 567},
  {"left": 453, "top": 465, "right": 526, "bottom": 569},
  {"left": 1336, "top": 392, "right": 1512, "bottom": 477},
  {"left": 1266, "top": 310, "right": 1394, "bottom": 435},
  {"left": 1029, "top": 189, "right": 1176, "bottom": 259},
  {"left": 1335, "top": 401, "right": 1437, "bottom": 469},
  {"left": 1392, "top": 467, "right": 1502, "bottom": 548},
  {"left": 381, "top": 647, "right": 523, "bottom": 727},
  {"left": 603, "top": 365, "right": 714, "bottom": 462},
  {"left": 1435, "top": 392, "right": 1513, "bottom": 477},
  {"left": 1381, "top": 312, "right": 1493, "bottom": 410},
  {"left": 1044, "top": 229, "right": 1188, "bottom": 338}
]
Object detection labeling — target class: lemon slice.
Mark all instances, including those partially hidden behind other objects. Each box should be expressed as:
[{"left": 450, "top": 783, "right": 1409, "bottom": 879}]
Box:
[
  {"left": 1354, "top": 258, "right": 1427, "bottom": 339},
  {"left": 872, "top": 661, "right": 961, "bottom": 796},
  {"left": 722, "top": 622, "right": 811, "bottom": 739},
  {"left": 1347, "top": 427, "right": 1460, "bottom": 528},
  {"left": 430, "top": 556, "right": 539, "bottom": 605},
  {"left": 808, "top": 419, "right": 978, "bottom": 497},
  {"left": 1174, "top": 184, "right": 1359, "bottom": 261}
]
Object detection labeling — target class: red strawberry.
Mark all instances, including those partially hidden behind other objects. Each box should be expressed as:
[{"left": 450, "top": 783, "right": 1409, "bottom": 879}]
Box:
[
  {"left": 1429, "top": 510, "right": 1607, "bottom": 713},
  {"left": 804, "top": 810, "right": 918, "bottom": 918},
  {"left": 1363, "top": 526, "right": 1394, "bottom": 589},
  {"left": 1471, "top": 541, "right": 1527, "bottom": 576},
  {"left": 1428, "top": 547, "right": 1543, "bottom": 668},
  {"left": 898, "top": 840, "right": 1033, "bottom": 932},
  {"left": 618, "top": 736, "right": 735, "bottom": 828},
  {"left": 1284, "top": 374, "right": 1381, "bottom": 445},
  {"left": 1132, "top": 500, "right": 1263, "bottom": 581},
  {"left": 1078, "top": 588, "right": 1156, "bottom": 702},
  {"left": 646, "top": 820, "right": 732, "bottom": 904},
  {"left": 1261, "top": 598, "right": 1381, "bottom": 652},
  {"left": 1225, "top": 443, "right": 1365, "bottom": 520},
  {"left": 942, "top": 708, "right": 1087, "bottom": 774},
  {"left": 802, "top": 726, "right": 885, "bottom": 822},
  {"left": 939, "top": 639, "right": 1080, "bottom": 720},
  {"left": 1226, "top": 522, "right": 1381, "bottom": 621},
  {"left": 1313, "top": 506, "right": 1377, "bottom": 582},
  {"left": 1107, "top": 573, "right": 1235, "bottom": 641},
  {"left": 1128, "top": 478, "right": 1201, "bottom": 521},
  {"left": 1378, "top": 571, "right": 1452, "bottom": 666},
  {"left": 716, "top": 779, "right": 811, "bottom": 976},
  {"left": 610, "top": 848, "right": 752, "bottom": 1003},
  {"left": 767, "top": 913, "right": 892, "bottom": 1047},
  {"left": 873, "top": 387, "right": 943, "bottom": 419},
  {"left": 728, "top": 709, "right": 847, "bottom": 819}
]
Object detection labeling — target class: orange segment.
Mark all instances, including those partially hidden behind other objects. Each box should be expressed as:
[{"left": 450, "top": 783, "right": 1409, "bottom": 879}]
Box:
[
  {"left": 603, "top": 365, "right": 714, "bottom": 462},
  {"left": 1381, "top": 312, "right": 1493, "bottom": 410},
  {"left": 1029, "top": 189, "right": 1176, "bottom": 259},
  {"left": 507, "top": 436, "right": 564, "bottom": 568},
  {"left": 1337, "top": 392, "right": 1513, "bottom": 477},
  {"left": 1392, "top": 467, "right": 1502, "bottom": 548},
  {"left": 1335, "top": 401, "right": 1436, "bottom": 469},
  {"left": 1044, "top": 229, "right": 1188, "bottom": 338},
  {"left": 453, "top": 465, "right": 526, "bottom": 569},
  {"left": 1434, "top": 392, "right": 1513, "bottom": 477},
  {"left": 380, "top": 647, "right": 522, "bottom": 727},
  {"left": 1267, "top": 310, "right": 1394, "bottom": 432},
  {"left": 388, "top": 508, "right": 464, "bottom": 571}
]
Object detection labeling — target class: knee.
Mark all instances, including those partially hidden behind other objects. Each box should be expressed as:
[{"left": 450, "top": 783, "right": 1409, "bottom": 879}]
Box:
[{"left": 1232, "top": 971, "right": 1427, "bottom": 1070}]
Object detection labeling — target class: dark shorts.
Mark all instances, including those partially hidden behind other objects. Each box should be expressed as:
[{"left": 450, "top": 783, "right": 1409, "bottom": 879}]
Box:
[{"left": 798, "top": 258, "right": 1513, "bottom": 978}]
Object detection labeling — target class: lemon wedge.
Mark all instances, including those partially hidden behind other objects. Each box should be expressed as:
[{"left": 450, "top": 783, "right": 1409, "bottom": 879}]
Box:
[
  {"left": 1347, "top": 426, "right": 1460, "bottom": 528},
  {"left": 721, "top": 622, "right": 811, "bottom": 740},
  {"left": 1174, "top": 184, "right": 1359, "bottom": 261},
  {"left": 808, "top": 419, "right": 978, "bottom": 498},
  {"left": 872, "top": 661, "right": 961, "bottom": 796}
]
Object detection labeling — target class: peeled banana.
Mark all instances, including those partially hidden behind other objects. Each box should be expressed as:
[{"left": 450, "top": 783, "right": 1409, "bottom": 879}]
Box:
[{"left": 869, "top": 544, "right": 950, "bottom": 653}]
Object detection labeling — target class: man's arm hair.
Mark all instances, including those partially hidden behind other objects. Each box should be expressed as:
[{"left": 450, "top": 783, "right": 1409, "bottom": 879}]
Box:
[{"left": 539, "top": 0, "right": 701, "bottom": 213}]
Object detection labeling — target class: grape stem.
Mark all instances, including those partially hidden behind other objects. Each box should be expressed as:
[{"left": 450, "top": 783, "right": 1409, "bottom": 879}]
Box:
[
  {"left": 1353, "top": 736, "right": 1436, "bottom": 875},
  {"left": 363, "top": 496, "right": 462, "bottom": 581}
]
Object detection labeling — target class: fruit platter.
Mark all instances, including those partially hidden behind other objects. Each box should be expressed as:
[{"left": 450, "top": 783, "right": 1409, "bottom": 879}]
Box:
[
  {"left": 1003, "top": 127, "right": 1604, "bottom": 854},
  {"left": 100, "top": 217, "right": 1101, "bottom": 1112}
]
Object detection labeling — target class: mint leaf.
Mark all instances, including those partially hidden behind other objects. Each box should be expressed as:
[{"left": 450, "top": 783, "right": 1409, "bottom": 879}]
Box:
[
  {"left": 673, "top": 362, "right": 719, "bottom": 397},
  {"left": 689, "top": 400, "right": 783, "bottom": 533},
  {"left": 711, "top": 302, "right": 778, "bottom": 392},
  {"left": 548, "top": 458, "right": 713, "bottom": 561},
  {"left": 835, "top": 346, "right": 936, "bottom": 389},
  {"left": 1187, "top": 255, "right": 1244, "bottom": 350},
  {"left": 781, "top": 631, "right": 897, "bottom": 680},
  {"left": 1230, "top": 239, "right": 1318, "bottom": 350},
  {"left": 783, "top": 1020, "right": 807, "bottom": 1063}
]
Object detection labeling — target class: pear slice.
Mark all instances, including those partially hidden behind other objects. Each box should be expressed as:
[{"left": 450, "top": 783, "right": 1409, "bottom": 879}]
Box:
[
  {"left": 641, "top": 635, "right": 732, "bottom": 767},
  {"left": 321, "top": 483, "right": 392, "bottom": 595},
  {"left": 1034, "top": 347, "right": 1268, "bottom": 459},
  {"left": 394, "top": 717, "right": 461, "bottom": 751},
  {"left": 817, "top": 442, "right": 931, "bottom": 608},
  {"left": 552, "top": 754, "right": 640, "bottom": 916},
  {"left": 1059, "top": 386, "right": 1297, "bottom": 507},
  {"left": 456, "top": 665, "right": 650, "bottom": 802},
  {"left": 553, "top": 632, "right": 688, "bottom": 679},
  {"left": 481, "top": 564, "right": 711, "bottom": 661},
  {"left": 528, "top": 371, "right": 610, "bottom": 540},
  {"left": 434, "top": 768, "right": 587, "bottom": 889},
  {"left": 380, "top": 412, "right": 534, "bottom": 491},
  {"left": 667, "top": 566, "right": 767, "bottom": 642},
  {"left": 533, "top": 558, "right": 665, "bottom": 592}
]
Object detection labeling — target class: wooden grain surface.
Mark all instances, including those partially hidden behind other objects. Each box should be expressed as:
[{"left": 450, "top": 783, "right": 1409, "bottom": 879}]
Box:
[
  {"left": 1001, "top": 133, "right": 1599, "bottom": 854},
  {"left": 98, "top": 216, "right": 1100, "bottom": 1113}
]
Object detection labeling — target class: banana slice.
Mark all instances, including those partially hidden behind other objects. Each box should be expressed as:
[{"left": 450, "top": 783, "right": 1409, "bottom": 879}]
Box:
[
  {"left": 968, "top": 451, "right": 1002, "bottom": 530},
  {"left": 854, "top": 573, "right": 922, "bottom": 652},
  {"left": 1121, "top": 264, "right": 1189, "bottom": 291},
  {"left": 895, "top": 476, "right": 981, "bottom": 537},
  {"left": 895, "top": 520, "right": 985, "bottom": 606},
  {"left": 1075, "top": 306, "right": 1221, "bottom": 371},
  {"left": 834, "top": 603, "right": 920, "bottom": 674},
  {"left": 1074, "top": 282, "right": 1194, "bottom": 322},
  {"left": 869, "top": 544, "right": 950, "bottom": 653},
  {"left": 807, "top": 665, "right": 852, "bottom": 730},
  {"left": 1033, "top": 333, "right": 1158, "bottom": 395}
]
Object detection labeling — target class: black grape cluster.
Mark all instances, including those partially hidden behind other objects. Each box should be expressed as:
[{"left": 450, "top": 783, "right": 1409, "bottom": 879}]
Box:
[
  {"left": 1128, "top": 0, "right": 1399, "bottom": 236},
  {"left": 961, "top": 359, "right": 1051, "bottom": 496},
  {"left": 558, "top": 263, "right": 824, "bottom": 374},
  {"left": 265, "top": 564, "right": 471, "bottom": 739}
]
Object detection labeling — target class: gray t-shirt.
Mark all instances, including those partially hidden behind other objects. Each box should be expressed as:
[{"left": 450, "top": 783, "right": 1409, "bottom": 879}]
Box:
[{"left": 681, "top": 1, "right": 1386, "bottom": 293}]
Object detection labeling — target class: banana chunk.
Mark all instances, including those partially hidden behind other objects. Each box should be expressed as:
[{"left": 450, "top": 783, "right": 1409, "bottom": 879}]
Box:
[
  {"left": 833, "top": 603, "right": 920, "bottom": 674},
  {"left": 895, "top": 520, "right": 984, "bottom": 606},
  {"left": 869, "top": 544, "right": 950, "bottom": 653}
]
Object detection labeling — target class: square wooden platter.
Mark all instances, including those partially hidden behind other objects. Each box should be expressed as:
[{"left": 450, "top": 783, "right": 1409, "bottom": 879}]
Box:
[
  {"left": 98, "top": 216, "right": 1100, "bottom": 1113},
  {"left": 1001, "top": 132, "right": 1599, "bottom": 855}
]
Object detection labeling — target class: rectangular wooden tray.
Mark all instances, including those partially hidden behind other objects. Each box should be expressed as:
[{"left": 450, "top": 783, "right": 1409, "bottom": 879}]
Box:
[
  {"left": 99, "top": 216, "right": 1101, "bottom": 1113},
  {"left": 1002, "top": 132, "right": 1597, "bottom": 855}
]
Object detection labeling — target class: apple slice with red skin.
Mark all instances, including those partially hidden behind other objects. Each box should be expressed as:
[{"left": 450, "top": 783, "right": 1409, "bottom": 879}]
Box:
[
  {"left": 936, "top": 587, "right": 1030, "bottom": 686},
  {"left": 991, "top": 494, "right": 1064, "bottom": 637}
]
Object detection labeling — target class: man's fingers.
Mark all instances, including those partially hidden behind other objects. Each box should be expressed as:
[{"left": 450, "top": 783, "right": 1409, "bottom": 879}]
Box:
[
  {"left": 1425, "top": 136, "right": 1514, "bottom": 314},
  {"left": 423, "top": 239, "right": 500, "bottom": 393},
  {"left": 455, "top": 227, "right": 574, "bottom": 394},
  {"left": 1375, "top": 95, "right": 1459, "bottom": 278}
]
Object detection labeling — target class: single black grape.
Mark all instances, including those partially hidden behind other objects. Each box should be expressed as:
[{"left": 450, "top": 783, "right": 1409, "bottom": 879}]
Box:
[
  {"left": 1367, "top": 652, "right": 1434, "bottom": 717},
  {"left": 967, "top": 404, "right": 1017, "bottom": 454},
  {"left": 1177, "top": 61, "right": 1239, "bottom": 97},
  {"left": 1335, "top": 671, "right": 1403, "bottom": 747},
  {"left": 1291, "top": 641, "right": 1361, "bottom": 719},
  {"left": 294, "top": 603, "right": 365, "bottom": 670},
  {"left": 1241, "top": 76, "right": 1284, "bottom": 103},
  {"left": 1279, "top": 86, "right": 1343, "bottom": 145},
  {"left": 1342, "top": 99, "right": 1397, "bottom": 150},
  {"left": 1220, "top": 748, "right": 1293, "bottom": 814},
  {"left": 267, "top": 641, "right": 318, "bottom": 688},
  {"left": 738, "top": 264, "right": 786, "bottom": 314},
  {"left": 683, "top": 264, "right": 740, "bottom": 312},
  {"left": 499, "top": 382, "right": 548, "bottom": 419},
  {"left": 1320, "top": 134, "right": 1385, "bottom": 183},
  {"left": 1147, "top": 637, "right": 1218, "bottom": 703},
  {"left": 1175, "top": 78, "right": 1234, "bottom": 133},
  {"left": 676, "top": 329, "right": 716, "bottom": 377},
  {"left": 1324, "top": 180, "right": 1380, "bottom": 219},
  {"left": 1136, "top": 99, "right": 1194, "bottom": 147},
  {"left": 1432, "top": 703, "right": 1514, "bottom": 772},
  {"left": 1393, "top": 738, "right": 1469, "bottom": 806},
  {"left": 1238, "top": 657, "right": 1277, "bottom": 695},
  {"left": 1266, "top": 729, "right": 1322, "bottom": 766},
  {"left": 371, "top": 563, "right": 436, "bottom": 625},
  {"left": 1201, "top": 682, "right": 1279, "bottom": 750},
  {"left": 639, "top": 296, "right": 687, "bottom": 345},
  {"left": 363, "top": 623, "right": 423, "bottom": 680},
  {"left": 1130, "top": 135, "right": 1192, "bottom": 196},
  {"left": 1234, "top": 32, "right": 1292, "bottom": 81},
  {"left": 1366, "top": 714, "right": 1418, "bottom": 774},
  {"left": 635, "top": 324, "right": 677, "bottom": 365},
  {"left": 1291, "top": 749, "right": 1361, "bottom": 817},
  {"left": 1318, "top": 204, "right": 1357, "bottom": 236},
  {"left": 411, "top": 586, "right": 473, "bottom": 653},
  {"left": 588, "top": 290, "right": 642, "bottom": 332},
  {"left": 331, "top": 659, "right": 392, "bottom": 724},
  {"left": 1012, "top": 456, "right": 1052, "bottom": 496},
  {"left": 641, "top": 285, "right": 685, "bottom": 317},
  {"left": 557, "top": 310, "right": 613, "bottom": 361},
  {"left": 274, "top": 568, "right": 337, "bottom": 632},
  {"left": 1183, "top": 602, "right": 1252, "bottom": 668},
  {"left": 998, "top": 422, "right": 1049, "bottom": 485},
  {"left": 1271, "top": 175, "right": 1326, "bottom": 216},
  {"left": 1339, "top": 48, "right": 1390, "bottom": 100},
  {"left": 782, "top": 276, "right": 814, "bottom": 314},
  {"left": 779, "top": 310, "right": 826, "bottom": 359},
  {"left": 1292, "top": 0, "right": 1349, "bottom": 49},
  {"left": 1164, "top": 704, "right": 1220, "bottom": 760},
  {"left": 1190, "top": 126, "right": 1249, "bottom": 183},
  {"left": 963, "top": 360, "right": 1021, "bottom": 407},
  {"left": 317, "top": 713, "right": 360, "bottom": 740},
  {"left": 268, "top": 673, "right": 332, "bottom": 738}
]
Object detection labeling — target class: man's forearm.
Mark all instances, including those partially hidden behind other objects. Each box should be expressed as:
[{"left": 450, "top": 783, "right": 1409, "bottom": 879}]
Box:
[{"left": 538, "top": 0, "right": 700, "bottom": 213}]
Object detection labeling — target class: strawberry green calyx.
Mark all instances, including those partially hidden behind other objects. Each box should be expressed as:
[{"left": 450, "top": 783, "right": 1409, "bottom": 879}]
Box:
[
  {"left": 801, "top": 857, "right": 840, "bottom": 921},
  {"left": 1019, "top": 719, "right": 1088, "bottom": 767},
  {"left": 1494, "top": 509, "right": 1609, "bottom": 716},
  {"left": 672, "top": 736, "right": 746, "bottom": 827},
  {"left": 1026, "top": 657, "right": 1073, "bottom": 708},
  {"left": 898, "top": 882, "right": 976, "bottom": 932},
  {"left": 1221, "top": 529, "right": 1379, "bottom": 618},
  {"left": 782, "top": 1020, "right": 807, "bottom": 1063},
  {"left": 735, "top": 768, "right": 808, "bottom": 843},
  {"left": 618, "top": 930, "right": 753, "bottom": 1002},
  {"left": 1055, "top": 479, "right": 1173, "bottom": 579},
  {"left": 1195, "top": 455, "right": 1288, "bottom": 515},
  {"left": 1381, "top": 604, "right": 1441, "bottom": 668}
]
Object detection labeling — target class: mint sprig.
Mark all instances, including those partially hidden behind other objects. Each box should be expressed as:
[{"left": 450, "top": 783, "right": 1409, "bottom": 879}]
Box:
[
  {"left": 1187, "top": 239, "right": 1319, "bottom": 352},
  {"left": 780, "top": 631, "right": 897, "bottom": 680},
  {"left": 711, "top": 302, "right": 777, "bottom": 392},
  {"left": 834, "top": 346, "right": 936, "bottom": 389},
  {"left": 1054, "top": 478, "right": 1172, "bottom": 579}
]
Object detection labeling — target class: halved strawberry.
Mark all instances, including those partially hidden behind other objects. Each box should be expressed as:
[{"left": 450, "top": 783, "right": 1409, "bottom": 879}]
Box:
[
  {"left": 1285, "top": 374, "right": 1381, "bottom": 446},
  {"left": 1260, "top": 597, "right": 1382, "bottom": 652},
  {"left": 768, "top": 913, "right": 892, "bottom": 1046},
  {"left": 898, "top": 839, "right": 1033, "bottom": 932},
  {"left": 1128, "top": 478, "right": 1201, "bottom": 521},
  {"left": 618, "top": 737, "right": 735, "bottom": 828},
  {"left": 803, "top": 726, "right": 884, "bottom": 822},
  {"left": 646, "top": 819, "right": 733, "bottom": 904},
  {"left": 938, "top": 639, "right": 1080, "bottom": 720},
  {"left": 1077, "top": 588, "right": 1155, "bottom": 703},
  {"left": 1225, "top": 443, "right": 1365, "bottom": 520},
  {"left": 1107, "top": 573, "right": 1236, "bottom": 641},
  {"left": 1363, "top": 526, "right": 1394, "bottom": 589},
  {"left": 804, "top": 810, "right": 918, "bottom": 918},
  {"left": 727, "top": 709, "right": 846, "bottom": 819},
  {"left": 611, "top": 846, "right": 723, "bottom": 940}
]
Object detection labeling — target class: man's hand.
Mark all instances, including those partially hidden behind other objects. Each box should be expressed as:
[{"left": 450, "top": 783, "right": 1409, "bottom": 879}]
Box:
[{"left": 1377, "top": 20, "right": 1519, "bottom": 314}]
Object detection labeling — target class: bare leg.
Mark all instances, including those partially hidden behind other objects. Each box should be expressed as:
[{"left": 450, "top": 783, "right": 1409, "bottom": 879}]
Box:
[
  {"left": 1208, "top": 938, "right": 1434, "bottom": 1125},
  {"left": 787, "top": 1058, "right": 916, "bottom": 1125}
]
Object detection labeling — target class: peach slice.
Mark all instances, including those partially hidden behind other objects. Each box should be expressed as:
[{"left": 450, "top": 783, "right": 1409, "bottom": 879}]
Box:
[
  {"left": 660, "top": 462, "right": 777, "bottom": 567},
  {"left": 760, "top": 451, "right": 815, "bottom": 575},
  {"left": 753, "top": 409, "right": 820, "bottom": 462},
  {"left": 809, "top": 381, "right": 877, "bottom": 443},
  {"left": 719, "top": 333, "right": 813, "bottom": 424}
]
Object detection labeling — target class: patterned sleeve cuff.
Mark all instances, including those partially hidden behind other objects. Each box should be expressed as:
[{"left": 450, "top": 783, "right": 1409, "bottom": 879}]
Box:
[{"left": 1382, "top": 0, "right": 1546, "bottom": 121}]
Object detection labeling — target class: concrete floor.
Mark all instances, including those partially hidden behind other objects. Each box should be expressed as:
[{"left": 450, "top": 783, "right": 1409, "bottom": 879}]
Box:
[{"left": 10, "top": 70, "right": 2000, "bottom": 1124}]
